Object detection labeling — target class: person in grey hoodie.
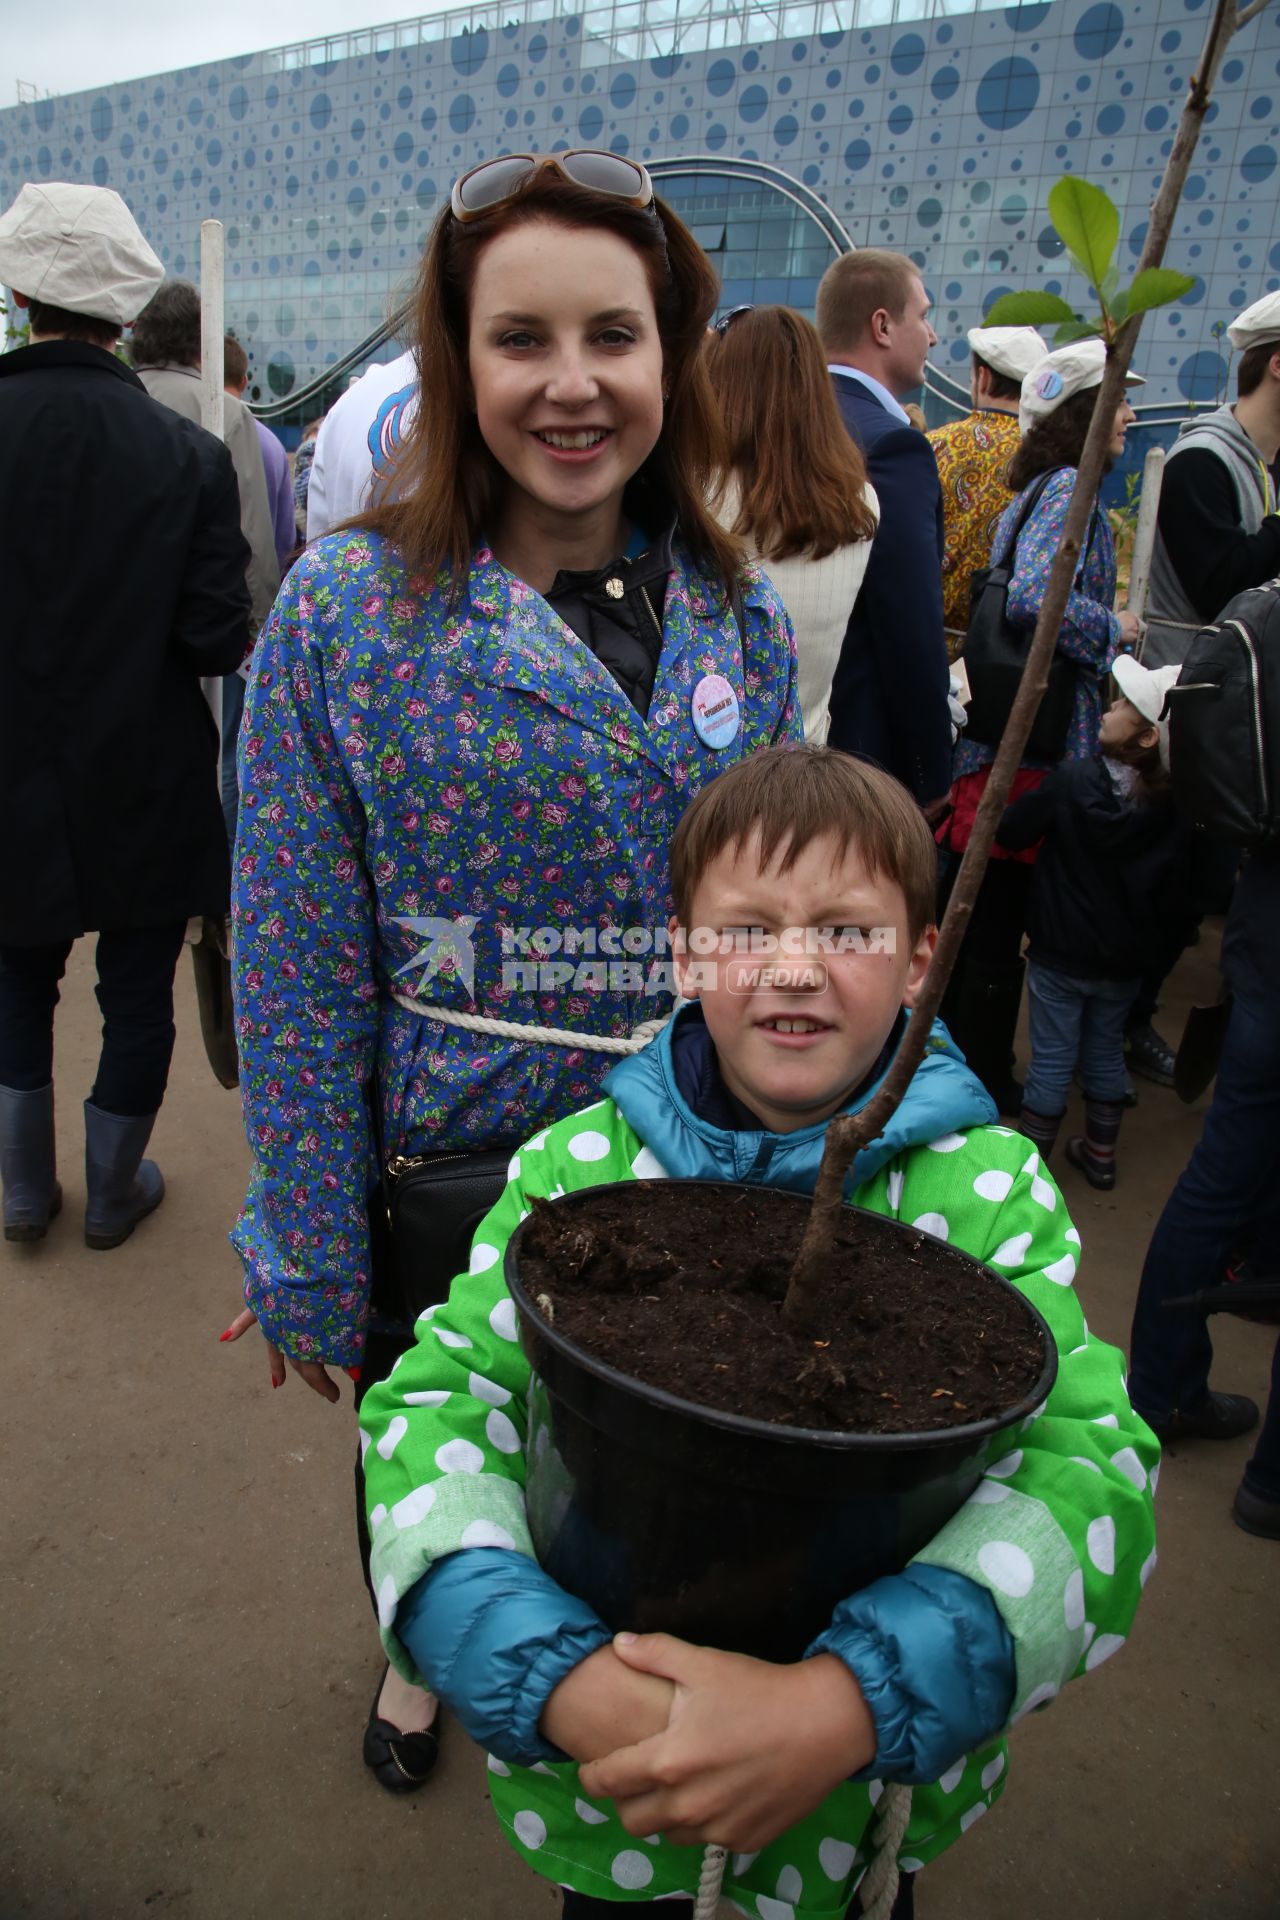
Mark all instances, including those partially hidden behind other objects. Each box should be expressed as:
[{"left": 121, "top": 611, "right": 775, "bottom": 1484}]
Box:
[
  {"left": 1146, "top": 289, "right": 1280, "bottom": 670},
  {"left": 1127, "top": 292, "right": 1280, "bottom": 1086}
]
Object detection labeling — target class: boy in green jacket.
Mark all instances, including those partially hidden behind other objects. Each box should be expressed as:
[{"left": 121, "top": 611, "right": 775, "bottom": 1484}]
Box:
[{"left": 359, "top": 746, "right": 1158, "bottom": 1920}]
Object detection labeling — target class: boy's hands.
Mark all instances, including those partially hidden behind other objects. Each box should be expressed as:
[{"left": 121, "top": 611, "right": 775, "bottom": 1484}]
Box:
[
  {"left": 540, "top": 1645, "right": 676, "bottom": 1764},
  {"left": 578, "top": 1634, "right": 877, "bottom": 1852}
]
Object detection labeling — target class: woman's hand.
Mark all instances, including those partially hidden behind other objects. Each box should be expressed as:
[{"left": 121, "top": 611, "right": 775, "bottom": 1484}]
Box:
[
  {"left": 577, "top": 1634, "right": 877, "bottom": 1851},
  {"left": 1116, "top": 609, "right": 1143, "bottom": 651},
  {"left": 219, "top": 1306, "right": 357, "bottom": 1403}
]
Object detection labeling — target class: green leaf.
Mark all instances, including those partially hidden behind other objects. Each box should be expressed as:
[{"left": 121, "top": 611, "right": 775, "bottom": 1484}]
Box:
[
  {"left": 980, "top": 290, "right": 1080, "bottom": 327},
  {"left": 1052, "top": 317, "right": 1104, "bottom": 345},
  {"left": 1121, "top": 267, "right": 1200, "bottom": 315},
  {"left": 1048, "top": 177, "right": 1120, "bottom": 292}
]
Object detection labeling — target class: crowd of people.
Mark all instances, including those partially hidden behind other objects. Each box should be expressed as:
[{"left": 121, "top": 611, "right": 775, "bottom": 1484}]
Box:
[{"left": 1, "top": 163, "right": 1278, "bottom": 1920}]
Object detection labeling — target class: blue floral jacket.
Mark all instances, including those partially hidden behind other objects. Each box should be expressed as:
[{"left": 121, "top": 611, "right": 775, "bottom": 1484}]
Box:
[
  {"left": 954, "top": 468, "right": 1122, "bottom": 778},
  {"left": 231, "top": 529, "right": 799, "bottom": 1363}
]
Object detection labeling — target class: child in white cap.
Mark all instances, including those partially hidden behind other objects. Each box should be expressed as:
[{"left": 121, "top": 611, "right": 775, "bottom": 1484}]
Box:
[{"left": 996, "top": 656, "right": 1197, "bottom": 1189}]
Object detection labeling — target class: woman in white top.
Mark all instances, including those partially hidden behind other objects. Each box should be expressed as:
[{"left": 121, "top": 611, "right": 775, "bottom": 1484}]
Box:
[{"left": 706, "top": 304, "right": 879, "bottom": 742}]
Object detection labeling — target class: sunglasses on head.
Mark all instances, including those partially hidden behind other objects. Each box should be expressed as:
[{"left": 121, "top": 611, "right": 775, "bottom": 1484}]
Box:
[
  {"left": 450, "top": 150, "right": 655, "bottom": 223},
  {"left": 712, "top": 304, "right": 754, "bottom": 336}
]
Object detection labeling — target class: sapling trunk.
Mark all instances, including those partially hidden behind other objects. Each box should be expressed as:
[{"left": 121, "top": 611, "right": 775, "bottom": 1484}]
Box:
[{"left": 782, "top": 0, "right": 1272, "bottom": 1329}]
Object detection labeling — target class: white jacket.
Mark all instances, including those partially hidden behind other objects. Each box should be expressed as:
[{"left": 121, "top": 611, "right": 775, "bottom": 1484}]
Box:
[
  {"left": 716, "top": 476, "right": 878, "bottom": 742},
  {"left": 306, "top": 349, "right": 417, "bottom": 541}
]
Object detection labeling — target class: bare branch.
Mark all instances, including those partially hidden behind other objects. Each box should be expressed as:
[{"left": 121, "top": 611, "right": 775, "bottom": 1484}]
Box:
[{"left": 1236, "top": 0, "right": 1273, "bottom": 26}]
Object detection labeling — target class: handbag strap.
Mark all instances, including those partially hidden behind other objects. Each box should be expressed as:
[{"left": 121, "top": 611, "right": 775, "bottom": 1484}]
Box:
[
  {"left": 999, "top": 466, "right": 1103, "bottom": 589},
  {"left": 994, "top": 468, "right": 1060, "bottom": 570}
]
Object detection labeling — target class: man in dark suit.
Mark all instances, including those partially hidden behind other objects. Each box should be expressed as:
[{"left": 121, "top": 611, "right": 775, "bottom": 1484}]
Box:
[
  {"left": 0, "top": 183, "right": 250, "bottom": 1250},
  {"left": 817, "top": 250, "right": 953, "bottom": 811}
]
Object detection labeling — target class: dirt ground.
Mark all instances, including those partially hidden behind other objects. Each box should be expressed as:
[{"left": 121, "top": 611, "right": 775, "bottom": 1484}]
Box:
[{"left": 2, "top": 932, "right": 1277, "bottom": 1920}]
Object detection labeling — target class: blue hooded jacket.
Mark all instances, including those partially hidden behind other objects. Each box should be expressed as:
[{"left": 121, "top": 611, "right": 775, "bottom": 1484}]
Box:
[{"left": 395, "top": 1007, "right": 1016, "bottom": 1781}]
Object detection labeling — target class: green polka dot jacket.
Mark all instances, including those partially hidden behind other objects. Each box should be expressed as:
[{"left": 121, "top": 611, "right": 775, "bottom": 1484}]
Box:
[{"left": 359, "top": 1082, "right": 1159, "bottom": 1916}]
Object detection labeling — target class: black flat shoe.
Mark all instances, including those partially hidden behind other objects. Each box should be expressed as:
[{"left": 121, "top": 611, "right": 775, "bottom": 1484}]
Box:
[
  {"left": 1154, "top": 1391, "right": 1260, "bottom": 1443},
  {"left": 1233, "top": 1482, "right": 1280, "bottom": 1538},
  {"left": 363, "top": 1667, "right": 442, "bottom": 1794}
]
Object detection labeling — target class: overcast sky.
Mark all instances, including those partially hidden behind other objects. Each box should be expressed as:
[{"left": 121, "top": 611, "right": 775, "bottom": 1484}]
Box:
[{"left": 3, "top": 2, "right": 440, "bottom": 107}]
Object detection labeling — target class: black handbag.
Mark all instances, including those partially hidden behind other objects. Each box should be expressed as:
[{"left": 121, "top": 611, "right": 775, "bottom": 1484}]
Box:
[
  {"left": 961, "top": 469, "right": 1095, "bottom": 764},
  {"left": 190, "top": 915, "right": 239, "bottom": 1089},
  {"left": 364, "top": 1076, "right": 513, "bottom": 1329},
  {"left": 380, "top": 1145, "right": 513, "bottom": 1324}
]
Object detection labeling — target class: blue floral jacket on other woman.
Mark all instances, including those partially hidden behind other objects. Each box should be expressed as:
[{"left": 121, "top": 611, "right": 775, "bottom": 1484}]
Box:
[{"left": 231, "top": 529, "right": 799, "bottom": 1364}]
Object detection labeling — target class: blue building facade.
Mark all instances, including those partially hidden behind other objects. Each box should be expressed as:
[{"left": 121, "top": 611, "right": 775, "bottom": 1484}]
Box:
[{"left": 2, "top": 0, "right": 1278, "bottom": 424}]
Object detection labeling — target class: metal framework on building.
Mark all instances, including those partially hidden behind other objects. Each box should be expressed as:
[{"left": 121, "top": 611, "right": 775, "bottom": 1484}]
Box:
[{"left": 267, "top": 0, "right": 1012, "bottom": 75}]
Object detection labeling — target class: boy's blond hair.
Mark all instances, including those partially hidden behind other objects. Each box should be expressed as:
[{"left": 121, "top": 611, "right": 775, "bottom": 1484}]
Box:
[{"left": 670, "top": 745, "right": 937, "bottom": 938}]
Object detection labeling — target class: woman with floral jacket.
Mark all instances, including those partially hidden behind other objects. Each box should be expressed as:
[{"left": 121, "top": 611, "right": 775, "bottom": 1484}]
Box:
[
  {"left": 941, "top": 341, "right": 1144, "bottom": 1113},
  {"left": 222, "top": 155, "right": 798, "bottom": 1787}
]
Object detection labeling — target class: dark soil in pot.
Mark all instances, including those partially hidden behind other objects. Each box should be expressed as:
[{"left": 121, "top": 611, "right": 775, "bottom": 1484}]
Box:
[
  {"left": 517, "top": 1179, "right": 1045, "bottom": 1434},
  {"left": 506, "top": 1181, "right": 1056, "bottom": 1659}
]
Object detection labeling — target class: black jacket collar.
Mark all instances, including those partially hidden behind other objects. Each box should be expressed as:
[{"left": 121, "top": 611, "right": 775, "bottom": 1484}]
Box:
[
  {"left": 546, "top": 477, "right": 678, "bottom": 601},
  {"left": 0, "top": 339, "right": 146, "bottom": 390}
]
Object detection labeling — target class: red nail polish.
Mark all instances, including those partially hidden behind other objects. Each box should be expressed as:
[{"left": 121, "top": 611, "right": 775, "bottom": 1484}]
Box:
[
  {"left": 272, "top": 1377, "right": 282, "bottom": 1389},
  {"left": 345, "top": 1365, "right": 363, "bottom": 1382},
  {"left": 219, "top": 1328, "right": 235, "bottom": 1342}
]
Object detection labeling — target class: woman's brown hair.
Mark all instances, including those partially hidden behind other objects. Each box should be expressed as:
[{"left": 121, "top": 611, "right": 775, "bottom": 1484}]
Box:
[
  {"left": 357, "top": 170, "right": 740, "bottom": 594},
  {"left": 704, "top": 306, "right": 878, "bottom": 561},
  {"left": 1008, "top": 387, "right": 1116, "bottom": 492}
]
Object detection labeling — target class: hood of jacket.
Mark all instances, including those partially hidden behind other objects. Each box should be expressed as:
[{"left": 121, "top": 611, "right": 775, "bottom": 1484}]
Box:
[
  {"left": 1172, "top": 401, "right": 1250, "bottom": 453},
  {"left": 1148, "top": 404, "right": 1273, "bottom": 641},
  {"left": 1170, "top": 403, "right": 1271, "bottom": 528},
  {"left": 604, "top": 1001, "right": 997, "bottom": 1192}
]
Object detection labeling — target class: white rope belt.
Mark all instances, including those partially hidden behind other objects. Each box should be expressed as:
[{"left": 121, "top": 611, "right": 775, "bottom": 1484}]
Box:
[
  {"left": 392, "top": 994, "right": 671, "bottom": 1055},
  {"left": 691, "top": 1783, "right": 912, "bottom": 1920}
]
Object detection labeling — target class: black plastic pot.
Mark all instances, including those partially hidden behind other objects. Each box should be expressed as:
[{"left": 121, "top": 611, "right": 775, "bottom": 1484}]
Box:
[{"left": 507, "top": 1181, "right": 1057, "bottom": 1662}]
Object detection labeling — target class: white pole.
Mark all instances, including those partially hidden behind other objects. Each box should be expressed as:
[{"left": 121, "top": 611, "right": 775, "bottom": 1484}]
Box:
[
  {"left": 199, "top": 218, "right": 225, "bottom": 442},
  {"left": 199, "top": 218, "right": 227, "bottom": 751},
  {"left": 1126, "top": 445, "right": 1166, "bottom": 647}
]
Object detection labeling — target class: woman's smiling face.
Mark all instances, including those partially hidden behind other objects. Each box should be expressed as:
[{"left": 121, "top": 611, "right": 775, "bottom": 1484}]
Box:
[{"left": 467, "top": 217, "right": 666, "bottom": 539}]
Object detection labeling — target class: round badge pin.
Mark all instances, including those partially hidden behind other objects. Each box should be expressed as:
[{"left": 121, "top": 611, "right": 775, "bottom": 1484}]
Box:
[{"left": 691, "top": 672, "right": 741, "bottom": 750}]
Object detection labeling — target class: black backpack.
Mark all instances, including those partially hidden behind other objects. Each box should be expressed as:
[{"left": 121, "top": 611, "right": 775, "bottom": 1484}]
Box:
[{"left": 1167, "top": 578, "right": 1280, "bottom": 847}]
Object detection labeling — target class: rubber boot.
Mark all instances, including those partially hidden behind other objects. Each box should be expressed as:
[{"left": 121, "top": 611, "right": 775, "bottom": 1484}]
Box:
[
  {"left": 944, "top": 958, "right": 1026, "bottom": 1116},
  {"left": 83, "top": 1101, "right": 165, "bottom": 1250},
  {"left": 0, "top": 1083, "right": 62, "bottom": 1242},
  {"left": 1017, "top": 1105, "right": 1061, "bottom": 1161},
  {"left": 1065, "top": 1097, "right": 1125, "bottom": 1191}
]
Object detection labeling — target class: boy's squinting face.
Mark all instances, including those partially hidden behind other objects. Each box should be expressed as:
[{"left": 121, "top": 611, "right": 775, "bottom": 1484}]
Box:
[{"left": 672, "top": 829, "right": 936, "bottom": 1135}]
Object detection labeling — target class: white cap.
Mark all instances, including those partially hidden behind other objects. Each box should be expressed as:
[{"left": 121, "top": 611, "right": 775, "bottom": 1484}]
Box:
[
  {"left": 0, "top": 182, "right": 164, "bottom": 327},
  {"left": 967, "top": 324, "right": 1050, "bottom": 382},
  {"left": 1226, "top": 289, "right": 1280, "bottom": 356},
  {"left": 1018, "top": 337, "right": 1145, "bottom": 434},
  {"left": 1112, "top": 655, "right": 1180, "bottom": 767}
]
